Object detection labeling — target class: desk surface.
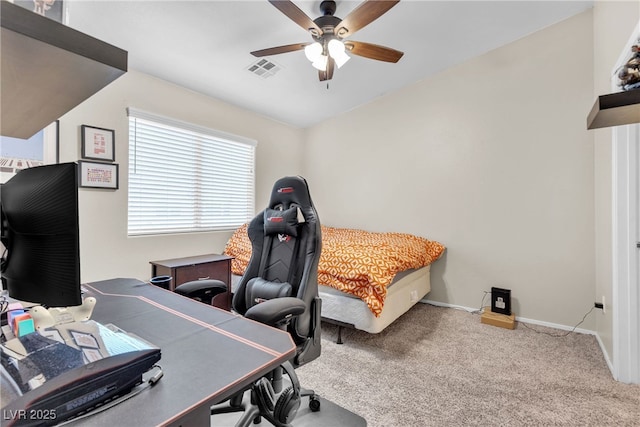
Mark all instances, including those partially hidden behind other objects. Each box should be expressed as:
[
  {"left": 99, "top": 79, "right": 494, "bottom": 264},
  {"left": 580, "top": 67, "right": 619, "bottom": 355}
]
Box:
[{"left": 78, "top": 278, "right": 295, "bottom": 426}]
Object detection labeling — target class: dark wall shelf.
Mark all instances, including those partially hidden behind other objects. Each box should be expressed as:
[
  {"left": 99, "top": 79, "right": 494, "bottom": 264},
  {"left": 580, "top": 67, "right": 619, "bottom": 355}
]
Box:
[
  {"left": 587, "top": 88, "right": 640, "bottom": 130},
  {"left": 1, "top": 1, "right": 127, "bottom": 139}
]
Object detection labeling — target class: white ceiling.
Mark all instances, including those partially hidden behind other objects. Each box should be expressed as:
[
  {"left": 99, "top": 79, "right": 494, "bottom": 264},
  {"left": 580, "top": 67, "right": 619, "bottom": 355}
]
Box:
[{"left": 65, "top": 0, "right": 593, "bottom": 128}]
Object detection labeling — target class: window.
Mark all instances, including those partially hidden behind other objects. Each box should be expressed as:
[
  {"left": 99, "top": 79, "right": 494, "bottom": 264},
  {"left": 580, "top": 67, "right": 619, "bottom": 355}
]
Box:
[{"left": 127, "top": 108, "right": 256, "bottom": 236}]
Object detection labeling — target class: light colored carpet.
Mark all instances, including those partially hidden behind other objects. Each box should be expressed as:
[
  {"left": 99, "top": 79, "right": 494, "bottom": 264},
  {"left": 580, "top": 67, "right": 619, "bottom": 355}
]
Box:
[{"left": 297, "top": 304, "right": 640, "bottom": 427}]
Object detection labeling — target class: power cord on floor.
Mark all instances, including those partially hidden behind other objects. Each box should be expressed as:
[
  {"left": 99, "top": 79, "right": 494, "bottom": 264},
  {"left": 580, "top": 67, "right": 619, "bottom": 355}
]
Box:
[
  {"left": 470, "top": 290, "right": 596, "bottom": 337},
  {"left": 520, "top": 306, "right": 596, "bottom": 338},
  {"left": 431, "top": 290, "right": 491, "bottom": 315},
  {"left": 430, "top": 291, "right": 597, "bottom": 338},
  {"left": 470, "top": 291, "right": 491, "bottom": 315}
]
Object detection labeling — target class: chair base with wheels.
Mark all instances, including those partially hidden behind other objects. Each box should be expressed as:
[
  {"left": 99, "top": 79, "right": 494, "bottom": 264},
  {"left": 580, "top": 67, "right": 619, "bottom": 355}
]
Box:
[
  {"left": 211, "top": 294, "right": 321, "bottom": 426},
  {"left": 212, "top": 361, "right": 320, "bottom": 427}
]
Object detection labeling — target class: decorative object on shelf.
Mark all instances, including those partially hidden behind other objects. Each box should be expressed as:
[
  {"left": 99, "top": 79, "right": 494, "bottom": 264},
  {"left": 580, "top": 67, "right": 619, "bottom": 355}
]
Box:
[
  {"left": 78, "top": 160, "right": 119, "bottom": 190},
  {"left": 618, "top": 38, "right": 640, "bottom": 90},
  {"left": 14, "top": 0, "right": 64, "bottom": 22},
  {"left": 81, "top": 125, "right": 115, "bottom": 162},
  {"left": 0, "top": 121, "right": 59, "bottom": 184}
]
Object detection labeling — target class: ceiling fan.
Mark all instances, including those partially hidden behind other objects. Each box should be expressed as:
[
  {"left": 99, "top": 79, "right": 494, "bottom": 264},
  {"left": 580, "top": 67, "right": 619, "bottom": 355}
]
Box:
[{"left": 251, "top": 0, "right": 404, "bottom": 81}]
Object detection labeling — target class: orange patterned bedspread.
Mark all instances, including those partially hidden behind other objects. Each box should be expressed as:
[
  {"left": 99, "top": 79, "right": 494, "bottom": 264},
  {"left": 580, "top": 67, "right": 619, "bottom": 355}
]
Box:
[{"left": 224, "top": 224, "right": 445, "bottom": 317}]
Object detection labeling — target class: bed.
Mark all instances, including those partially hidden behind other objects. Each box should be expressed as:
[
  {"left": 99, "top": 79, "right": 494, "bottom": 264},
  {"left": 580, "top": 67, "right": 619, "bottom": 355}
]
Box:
[{"left": 224, "top": 224, "right": 445, "bottom": 341}]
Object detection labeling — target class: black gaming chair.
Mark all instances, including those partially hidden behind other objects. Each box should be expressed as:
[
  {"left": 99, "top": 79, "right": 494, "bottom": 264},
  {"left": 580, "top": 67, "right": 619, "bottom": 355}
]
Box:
[{"left": 177, "top": 176, "right": 322, "bottom": 426}]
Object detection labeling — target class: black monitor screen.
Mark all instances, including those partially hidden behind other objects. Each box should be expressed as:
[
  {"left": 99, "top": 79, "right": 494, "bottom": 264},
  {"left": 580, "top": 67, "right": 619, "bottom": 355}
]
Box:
[{"left": 0, "top": 162, "right": 81, "bottom": 307}]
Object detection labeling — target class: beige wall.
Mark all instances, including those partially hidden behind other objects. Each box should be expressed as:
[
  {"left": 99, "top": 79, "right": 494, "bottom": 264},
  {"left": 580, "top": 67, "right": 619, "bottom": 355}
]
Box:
[
  {"left": 592, "top": 1, "right": 640, "bottom": 362},
  {"left": 52, "top": 4, "right": 638, "bottom": 335},
  {"left": 304, "top": 11, "right": 596, "bottom": 327},
  {"left": 58, "top": 71, "right": 304, "bottom": 283}
]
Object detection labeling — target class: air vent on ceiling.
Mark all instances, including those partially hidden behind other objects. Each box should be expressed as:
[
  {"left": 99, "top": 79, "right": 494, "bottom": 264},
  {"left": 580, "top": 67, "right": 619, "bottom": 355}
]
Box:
[{"left": 247, "top": 59, "right": 281, "bottom": 78}]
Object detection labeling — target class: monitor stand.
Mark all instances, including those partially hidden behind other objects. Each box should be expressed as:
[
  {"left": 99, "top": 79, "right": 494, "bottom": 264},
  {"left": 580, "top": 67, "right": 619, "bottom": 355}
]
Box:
[{"left": 29, "top": 297, "right": 96, "bottom": 331}]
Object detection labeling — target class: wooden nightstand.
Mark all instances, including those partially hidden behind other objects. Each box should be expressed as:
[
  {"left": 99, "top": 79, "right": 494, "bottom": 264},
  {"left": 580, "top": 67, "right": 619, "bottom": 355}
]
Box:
[{"left": 150, "top": 254, "right": 233, "bottom": 310}]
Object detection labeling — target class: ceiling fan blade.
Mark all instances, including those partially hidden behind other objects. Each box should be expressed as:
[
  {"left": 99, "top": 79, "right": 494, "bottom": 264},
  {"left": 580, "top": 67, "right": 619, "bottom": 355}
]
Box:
[
  {"left": 251, "top": 43, "right": 309, "bottom": 57},
  {"left": 345, "top": 41, "right": 403, "bottom": 63},
  {"left": 268, "top": 0, "right": 323, "bottom": 36},
  {"left": 334, "top": 0, "right": 400, "bottom": 38},
  {"left": 319, "top": 57, "right": 335, "bottom": 81}
]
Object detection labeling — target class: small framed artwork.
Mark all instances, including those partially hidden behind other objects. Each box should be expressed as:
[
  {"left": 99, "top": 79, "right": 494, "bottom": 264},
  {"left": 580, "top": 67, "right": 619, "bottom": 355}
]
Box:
[
  {"left": 81, "top": 125, "right": 115, "bottom": 162},
  {"left": 0, "top": 121, "right": 59, "bottom": 184},
  {"left": 78, "top": 161, "right": 119, "bottom": 190}
]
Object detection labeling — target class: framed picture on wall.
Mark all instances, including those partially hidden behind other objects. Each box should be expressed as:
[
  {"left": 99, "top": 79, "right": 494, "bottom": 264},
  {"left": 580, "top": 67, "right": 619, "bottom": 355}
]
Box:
[
  {"left": 81, "top": 125, "right": 115, "bottom": 162},
  {"left": 78, "top": 161, "right": 119, "bottom": 190},
  {"left": 0, "top": 121, "right": 59, "bottom": 184}
]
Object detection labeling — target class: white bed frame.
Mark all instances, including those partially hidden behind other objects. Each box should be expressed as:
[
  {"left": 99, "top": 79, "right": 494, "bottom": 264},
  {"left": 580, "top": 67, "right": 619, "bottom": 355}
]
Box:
[
  {"left": 318, "top": 266, "right": 431, "bottom": 343},
  {"left": 231, "top": 265, "right": 431, "bottom": 343}
]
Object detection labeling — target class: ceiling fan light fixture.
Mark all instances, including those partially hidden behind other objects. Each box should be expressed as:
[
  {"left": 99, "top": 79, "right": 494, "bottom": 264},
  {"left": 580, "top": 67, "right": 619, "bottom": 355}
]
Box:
[
  {"left": 304, "top": 42, "right": 323, "bottom": 62},
  {"left": 328, "top": 38, "right": 350, "bottom": 68},
  {"left": 312, "top": 54, "right": 328, "bottom": 71},
  {"left": 327, "top": 39, "right": 344, "bottom": 56}
]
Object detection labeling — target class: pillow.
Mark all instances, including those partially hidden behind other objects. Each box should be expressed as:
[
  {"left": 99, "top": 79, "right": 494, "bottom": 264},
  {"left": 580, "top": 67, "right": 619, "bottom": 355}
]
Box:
[
  {"left": 244, "top": 277, "right": 293, "bottom": 309},
  {"left": 264, "top": 207, "right": 299, "bottom": 237}
]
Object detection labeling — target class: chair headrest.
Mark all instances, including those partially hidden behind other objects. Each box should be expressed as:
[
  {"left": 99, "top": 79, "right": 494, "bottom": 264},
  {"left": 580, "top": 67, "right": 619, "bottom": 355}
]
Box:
[
  {"left": 268, "top": 176, "right": 314, "bottom": 212},
  {"left": 264, "top": 207, "right": 300, "bottom": 236}
]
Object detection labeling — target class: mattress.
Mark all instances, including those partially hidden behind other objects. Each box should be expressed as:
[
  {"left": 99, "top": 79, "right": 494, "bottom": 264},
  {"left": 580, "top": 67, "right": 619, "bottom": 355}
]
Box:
[{"left": 319, "top": 266, "right": 431, "bottom": 334}]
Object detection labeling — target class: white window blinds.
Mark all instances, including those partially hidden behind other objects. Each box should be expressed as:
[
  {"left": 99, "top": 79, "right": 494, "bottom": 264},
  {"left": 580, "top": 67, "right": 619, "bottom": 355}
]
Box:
[{"left": 127, "top": 108, "right": 256, "bottom": 236}]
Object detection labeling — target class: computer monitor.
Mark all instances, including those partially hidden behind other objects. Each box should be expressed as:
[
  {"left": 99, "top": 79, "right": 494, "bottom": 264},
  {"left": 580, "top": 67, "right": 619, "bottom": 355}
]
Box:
[{"left": 0, "top": 162, "right": 82, "bottom": 307}]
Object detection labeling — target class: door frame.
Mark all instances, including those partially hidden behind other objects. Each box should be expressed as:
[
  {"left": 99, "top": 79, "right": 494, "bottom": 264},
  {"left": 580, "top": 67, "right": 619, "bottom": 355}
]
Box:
[
  {"left": 611, "top": 22, "right": 639, "bottom": 384},
  {"left": 612, "top": 124, "right": 639, "bottom": 384}
]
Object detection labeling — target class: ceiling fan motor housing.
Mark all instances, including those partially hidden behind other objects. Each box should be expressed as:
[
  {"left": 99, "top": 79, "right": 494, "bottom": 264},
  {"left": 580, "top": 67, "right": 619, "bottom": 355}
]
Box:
[
  {"left": 313, "top": 15, "right": 342, "bottom": 39},
  {"left": 319, "top": 0, "right": 337, "bottom": 16}
]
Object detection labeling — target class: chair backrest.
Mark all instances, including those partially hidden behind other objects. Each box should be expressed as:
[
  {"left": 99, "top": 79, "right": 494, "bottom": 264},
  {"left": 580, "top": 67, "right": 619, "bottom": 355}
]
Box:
[{"left": 232, "top": 176, "right": 321, "bottom": 354}]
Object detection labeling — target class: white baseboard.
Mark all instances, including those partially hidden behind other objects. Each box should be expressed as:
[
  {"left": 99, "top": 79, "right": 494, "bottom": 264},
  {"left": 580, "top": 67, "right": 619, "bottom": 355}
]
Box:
[
  {"left": 420, "top": 299, "right": 595, "bottom": 335},
  {"left": 594, "top": 332, "right": 616, "bottom": 379},
  {"left": 422, "top": 299, "right": 481, "bottom": 313}
]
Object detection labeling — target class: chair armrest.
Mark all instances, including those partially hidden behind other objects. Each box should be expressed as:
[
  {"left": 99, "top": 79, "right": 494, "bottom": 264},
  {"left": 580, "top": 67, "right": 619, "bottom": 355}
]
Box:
[
  {"left": 244, "top": 297, "right": 306, "bottom": 327},
  {"left": 174, "top": 280, "right": 227, "bottom": 304}
]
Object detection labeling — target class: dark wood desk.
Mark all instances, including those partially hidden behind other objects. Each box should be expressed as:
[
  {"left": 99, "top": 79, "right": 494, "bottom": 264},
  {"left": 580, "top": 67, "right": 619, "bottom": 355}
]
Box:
[
  {"left": 150, "top": 254, "right": 233, "bottom": 310},
  {"left": 79, "top": 278, "right": 295, "bottom": 426}
]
